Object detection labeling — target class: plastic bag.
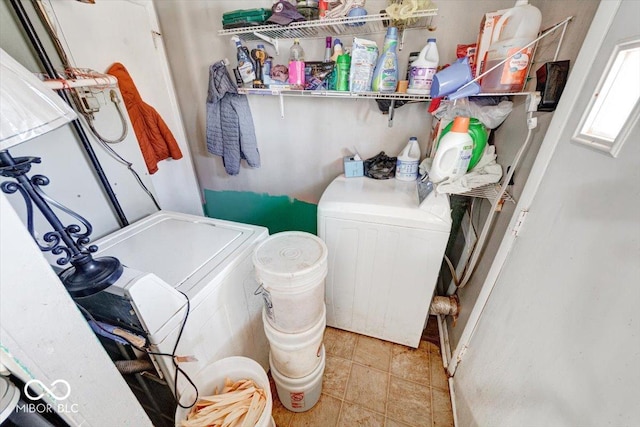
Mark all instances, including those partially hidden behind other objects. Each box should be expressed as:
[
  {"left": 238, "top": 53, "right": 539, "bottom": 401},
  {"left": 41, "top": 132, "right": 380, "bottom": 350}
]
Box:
[
  {"left": 430, "top": 97, "right": 513, "bottom": 129},
  {"left": 304, "top": 61, "right": 334, "bottom": 90},
  {"left": 364, "top": 151, "right": 396, "bottom": 179}
]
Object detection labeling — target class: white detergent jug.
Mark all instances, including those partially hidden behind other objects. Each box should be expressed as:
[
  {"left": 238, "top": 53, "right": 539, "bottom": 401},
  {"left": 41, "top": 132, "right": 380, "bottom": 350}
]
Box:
[
  {"left": 407, "top": 38, "right": 439, "bottom": 95},
  {"left": 480, "top": 0, "right": 541, "bottom": 93},
  {"left": 430, "top": 117, "right": 473, "bottom": 183},
  {"left": 396, "top": 137, "right": 421, "bottom": 181}
]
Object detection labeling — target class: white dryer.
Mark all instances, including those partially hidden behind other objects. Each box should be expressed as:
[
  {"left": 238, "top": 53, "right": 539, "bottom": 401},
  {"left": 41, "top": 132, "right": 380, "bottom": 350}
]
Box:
[
  {"left": 317, "top": 176, "right": 451, "bottom": 348},
  {"left": 81, "top": 211, "right": 269, "bottom": 395}
]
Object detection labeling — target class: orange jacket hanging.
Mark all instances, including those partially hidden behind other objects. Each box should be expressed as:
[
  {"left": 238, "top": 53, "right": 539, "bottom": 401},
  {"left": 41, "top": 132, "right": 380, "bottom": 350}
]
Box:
[{"left": 107, "top": 62, "right": 182, "bottom": 174}]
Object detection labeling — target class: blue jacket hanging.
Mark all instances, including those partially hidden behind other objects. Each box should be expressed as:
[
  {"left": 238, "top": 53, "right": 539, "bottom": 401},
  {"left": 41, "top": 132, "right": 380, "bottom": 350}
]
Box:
[{"left": 206, "top": 61, "right": 260, "bottom": 175}]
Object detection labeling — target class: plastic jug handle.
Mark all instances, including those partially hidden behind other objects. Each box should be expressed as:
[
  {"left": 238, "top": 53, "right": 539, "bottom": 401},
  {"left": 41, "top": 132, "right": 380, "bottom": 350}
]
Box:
[
  {"left": 491, "top": 9, "right": 514, "bottom": 45},
  {"left": 433, "top": 145, "right": 457, "bottom": 178}
]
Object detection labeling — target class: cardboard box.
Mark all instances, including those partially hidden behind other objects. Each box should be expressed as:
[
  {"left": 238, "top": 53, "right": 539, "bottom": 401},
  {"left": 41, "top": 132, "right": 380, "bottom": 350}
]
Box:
[
  {"left": 475, "top": 9, "right": 508, "bottom": 78},
  {"left": 343, "top": 156, "right": 364, "bottom": 178}
]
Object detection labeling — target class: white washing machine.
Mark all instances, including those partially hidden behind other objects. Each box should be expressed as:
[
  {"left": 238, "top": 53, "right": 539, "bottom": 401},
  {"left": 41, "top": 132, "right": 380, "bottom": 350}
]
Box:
[
  {"left": 317, "top": 176, "right": 451, "bottom": 348},
  {"left": 81, "top": 211, "right": 269, "bottom": 396}
]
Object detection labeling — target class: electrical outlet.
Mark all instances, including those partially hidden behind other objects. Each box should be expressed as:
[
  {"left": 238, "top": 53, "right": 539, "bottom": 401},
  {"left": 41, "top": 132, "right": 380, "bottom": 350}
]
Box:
[
  {"left": 75, "top": 88, "right": 100, "bottom": 114},
  {"left": 526, "top": 93, "right": 542, "bottom": 112}
]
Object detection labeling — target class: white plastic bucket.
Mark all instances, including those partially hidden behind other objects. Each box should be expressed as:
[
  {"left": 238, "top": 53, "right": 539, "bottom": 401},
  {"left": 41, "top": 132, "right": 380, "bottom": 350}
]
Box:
[
  {"left": 263, "top": 304, "right": 326, "bottom": 378},
  {"left": 174, "top": 356, "right": 273, "bottom": 427},
  {"left": 253, "top": 231, "right": 328, "bottom": 333},
  {"left": 270, "top": 345, "right": 326, "bottom": 413}
]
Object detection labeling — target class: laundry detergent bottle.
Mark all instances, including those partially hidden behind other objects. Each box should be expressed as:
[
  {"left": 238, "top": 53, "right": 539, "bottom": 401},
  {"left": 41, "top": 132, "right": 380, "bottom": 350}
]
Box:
[
  {"left": 396, "top": 137, "right": 421, "bottom": 181},
  {"left": 480, "top": 0, "right": 542, "bottom": 92},
  {"left": 407, "top": 38, "right": 439, "bottom": 95},
  {"left": 430, "top": 117, "right": 473, "bottom": 183},
  {"left": 372, "top": 27, "right": 399, "bottom": 92}
]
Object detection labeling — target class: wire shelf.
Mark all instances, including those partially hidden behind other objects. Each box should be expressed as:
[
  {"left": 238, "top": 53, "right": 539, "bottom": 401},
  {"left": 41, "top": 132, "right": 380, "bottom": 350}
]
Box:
[
  {"left": 458, "top": 184, "right": 516, "bottom": 205},
  {"left": 238, "top": 87, "right": 431, "bottom": 101},
  {"left": 218, "top": 9, "right": 438, "bottom": 41}
]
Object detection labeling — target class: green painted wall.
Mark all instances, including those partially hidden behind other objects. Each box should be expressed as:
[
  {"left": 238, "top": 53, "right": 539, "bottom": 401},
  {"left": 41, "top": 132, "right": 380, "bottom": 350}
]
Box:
[{"left": 203, "top": 190, "right": 317, "bottom": 235}]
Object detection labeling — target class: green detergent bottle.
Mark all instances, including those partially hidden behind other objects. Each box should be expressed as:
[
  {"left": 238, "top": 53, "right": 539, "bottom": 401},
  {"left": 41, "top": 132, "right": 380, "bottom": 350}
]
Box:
[{"left": 438, "top": 118, "right": 489, "bottom": 171}]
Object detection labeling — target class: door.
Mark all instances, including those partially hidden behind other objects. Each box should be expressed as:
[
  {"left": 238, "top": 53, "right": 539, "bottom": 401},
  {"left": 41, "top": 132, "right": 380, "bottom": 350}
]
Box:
[
  {"left": 451, "top": 1, "right": 640, "bottom": 425},
  {"left": 41, "top": 0, "right": 203, "bottom": 215}
]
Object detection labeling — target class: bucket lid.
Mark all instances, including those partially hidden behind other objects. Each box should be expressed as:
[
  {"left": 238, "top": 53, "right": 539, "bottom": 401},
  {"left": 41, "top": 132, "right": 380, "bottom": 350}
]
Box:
[{"left": 253, "top": 231, "right": 328, "bottom": 288}]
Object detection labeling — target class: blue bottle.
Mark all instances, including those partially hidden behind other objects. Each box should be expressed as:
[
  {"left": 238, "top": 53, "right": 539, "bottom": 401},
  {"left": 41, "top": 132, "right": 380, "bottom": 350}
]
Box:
[{"left": 371, "top": 27, "right": 399, "bottom": 92}]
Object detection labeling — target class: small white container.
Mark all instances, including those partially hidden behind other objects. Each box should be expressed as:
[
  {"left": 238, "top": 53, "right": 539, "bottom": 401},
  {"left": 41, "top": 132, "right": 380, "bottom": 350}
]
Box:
[
  {"left": 270, "top": 345, "right": 326, "bottom": 413},
  {"left": 253, "top": 232, "right": 328, "bottom": 333},
  {"left": 396, "top": 137, "right": 421, "bottom": 181},
  {"left": 174, "top": 356, "right": 273, "bottom": 427},
  {"left": 408, "top": 38, "right": 439, "bottom": 95},
  {"left": 264, "top": 304, "right": 326, "bottom": 378}
]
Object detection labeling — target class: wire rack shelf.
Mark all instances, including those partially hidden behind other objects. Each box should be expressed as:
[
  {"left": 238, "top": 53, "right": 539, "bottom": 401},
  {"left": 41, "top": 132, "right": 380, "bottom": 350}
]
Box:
[{"left": 218, "top": 9, "right": 438, "bottom": 41}]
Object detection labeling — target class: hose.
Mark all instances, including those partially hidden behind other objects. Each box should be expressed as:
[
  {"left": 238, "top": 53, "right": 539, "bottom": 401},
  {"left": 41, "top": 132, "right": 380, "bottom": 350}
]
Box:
[
  {"left": 115, "top": 359, "right": 154, "bottom": 375},
  {"left": 84, "top": 89, "right": 128, "bottom": 144}
]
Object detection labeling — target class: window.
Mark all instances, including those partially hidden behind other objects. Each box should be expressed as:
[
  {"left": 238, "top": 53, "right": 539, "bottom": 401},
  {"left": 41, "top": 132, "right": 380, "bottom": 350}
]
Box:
[{"left": 573, "top": 38, "right": 640, "bottom": 157}]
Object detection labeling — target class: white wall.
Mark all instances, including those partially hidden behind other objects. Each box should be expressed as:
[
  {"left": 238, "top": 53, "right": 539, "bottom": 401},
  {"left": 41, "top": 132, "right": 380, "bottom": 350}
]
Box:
[
  {"left": 453, "top": 1, "right": 640, "bottom": 425},
  {"left": 153, "top": 0, "right": 518, "bottom": 204},
  {"left": 0, "top": 193, "right": 151, "bottom": 426}
]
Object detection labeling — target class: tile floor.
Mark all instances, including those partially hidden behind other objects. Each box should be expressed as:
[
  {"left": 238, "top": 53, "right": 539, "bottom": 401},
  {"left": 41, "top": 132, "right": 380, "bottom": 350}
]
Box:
[{"left": 268, "top": 323, "right": 454, "bottom": 427}]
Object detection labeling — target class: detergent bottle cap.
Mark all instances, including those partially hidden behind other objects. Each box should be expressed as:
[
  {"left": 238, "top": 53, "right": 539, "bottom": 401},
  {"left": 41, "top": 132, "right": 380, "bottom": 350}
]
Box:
[{"left": 451, "top": 116, "right": 470, "bottom": 133}]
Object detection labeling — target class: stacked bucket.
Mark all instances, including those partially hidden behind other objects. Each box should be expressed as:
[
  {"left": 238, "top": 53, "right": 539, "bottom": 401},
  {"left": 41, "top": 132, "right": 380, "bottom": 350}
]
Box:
[{"left": 252, "top": 231, "right": 328, "bottom": 412}]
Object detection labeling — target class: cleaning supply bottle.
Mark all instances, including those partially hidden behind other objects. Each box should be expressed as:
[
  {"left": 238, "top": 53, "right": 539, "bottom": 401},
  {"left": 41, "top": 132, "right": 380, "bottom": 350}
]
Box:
[
  {"left": 331, "top": 39, "right": 343, "bottom": 62},
  {"left": 480, "top": 0, "right": 542, "bottom": 93},
  {"left": 430, "top": 117, "right": 474, "bottom": 183},
  {"left": 232, "top": 36, "right": 255, "bottom": 85},
  {"left": 289, "top": 38, "right": 305, "bottom": 87},
  {"left": 324, "top": 37, "right": 332, "bottom": 62},
  {"left": 371, "top": 27, "right": 399, "bottom": 92},
  {"left": 336, "top": 53, "right": 351, "bottom": 91},
  {"left": 328, "top": 39, "right": 344, "bottom": 90},
  {"left": 407, "top": 38, "right": 438, "bottom": 95},
  {"left": 396, "top": 137, "right": 421, "bottom": 181}
]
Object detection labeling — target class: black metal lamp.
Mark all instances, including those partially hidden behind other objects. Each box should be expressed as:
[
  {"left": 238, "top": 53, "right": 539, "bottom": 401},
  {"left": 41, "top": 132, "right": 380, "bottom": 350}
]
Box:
[{"left": 0, "top": 48, "right": 122, "bottom": 298}]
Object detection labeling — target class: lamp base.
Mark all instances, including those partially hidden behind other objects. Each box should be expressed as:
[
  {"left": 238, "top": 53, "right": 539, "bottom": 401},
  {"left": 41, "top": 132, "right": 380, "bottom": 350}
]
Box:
[{"left": 59, "top": 256, "right": 123, "bottom": 298}]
